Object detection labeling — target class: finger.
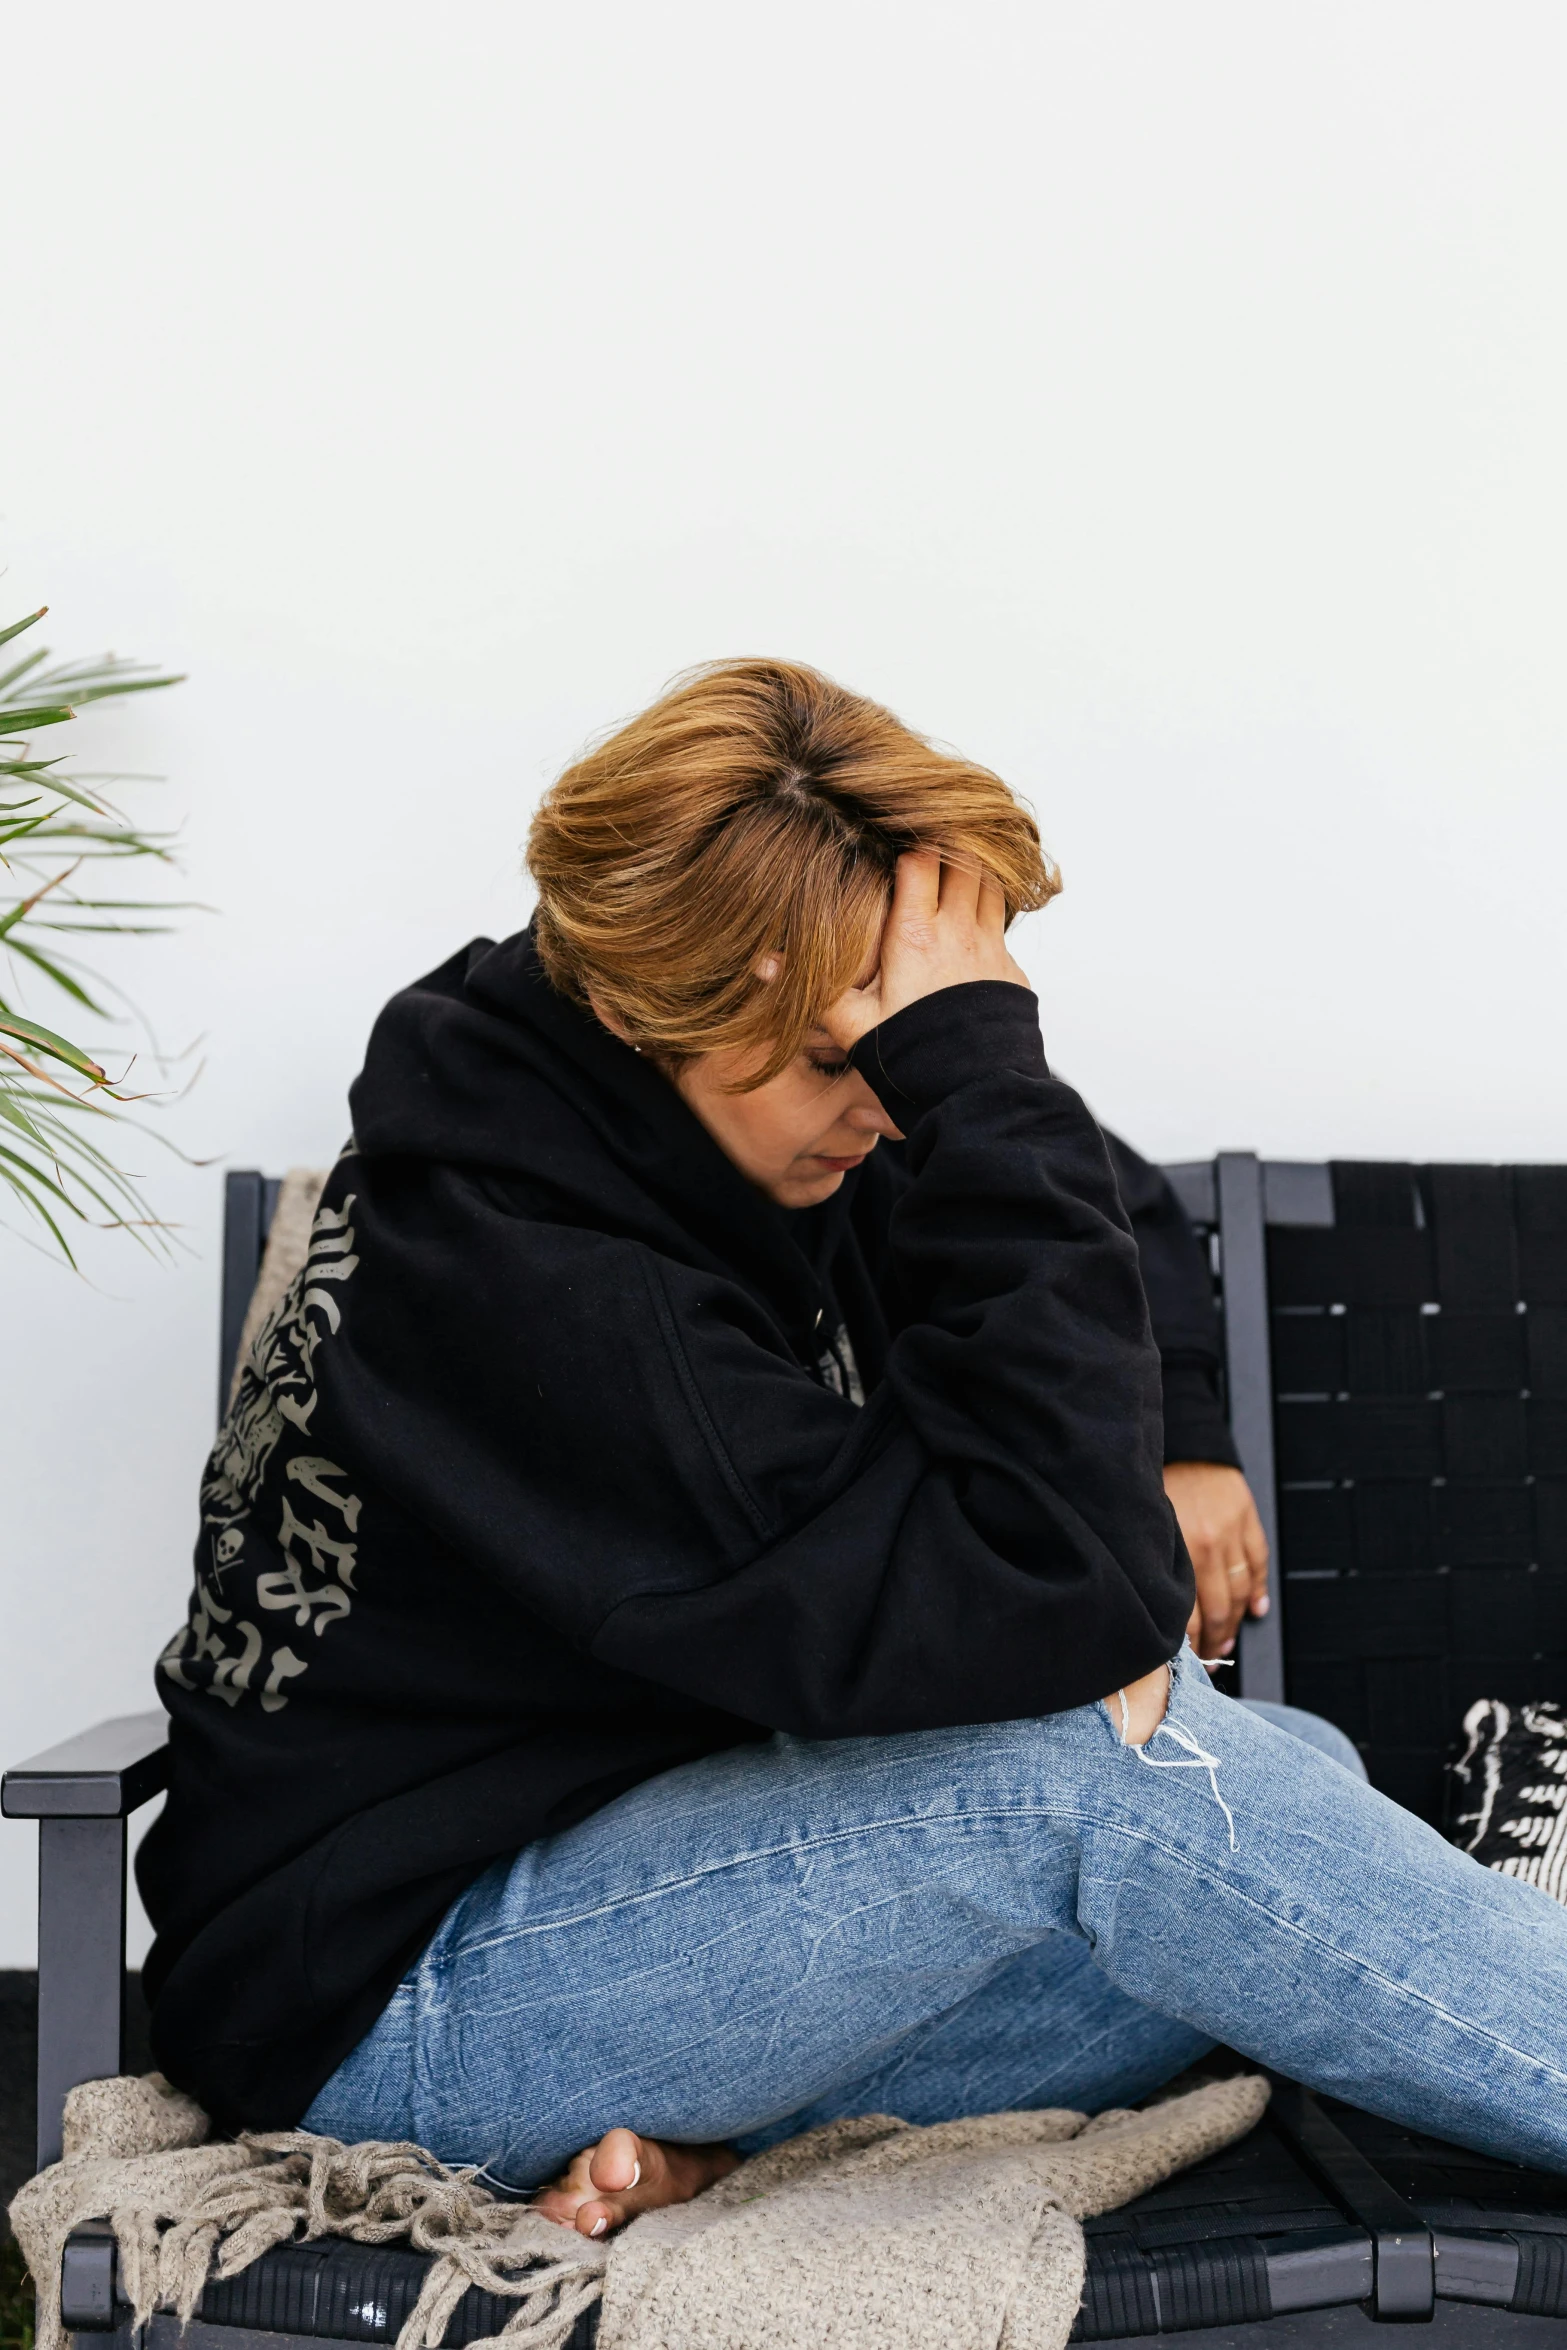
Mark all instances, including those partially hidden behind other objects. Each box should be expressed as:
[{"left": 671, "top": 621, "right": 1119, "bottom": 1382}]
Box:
[
  {"left": 1211, "top": 1541, "right": 1248, "bottom": 1652},
  {"left": 819, "top": 901, "right": 887, "bottom": 1048},
  {"left": 818, "top": 980, "right": 880, "bottom": 1052},
  {"left": 890, "top": 846, "right": 941, "bottom": 926},
  {"left": 1192, "top": 1550, "right": 1238, "bottom": 1657},
  {"left": 850, "top": 893, "right": 888, "bottom": 991},
  {"left": 1241, "top": 1498, "right": 1272, "bottom": 1615},
  {"left": 937, "top": 856, "right": 983, "bottom": 920},
  {"left": 1244, "top": 1513, "right": 1271, "bottom": 1574},
  {"left": 976, "top": 873, "right": 1009, "bottom": 937}
]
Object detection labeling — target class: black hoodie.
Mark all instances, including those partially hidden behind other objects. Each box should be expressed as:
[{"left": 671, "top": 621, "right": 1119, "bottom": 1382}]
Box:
[{"left": 138, "top": 931, "right": 1215, "bottom": 2131}]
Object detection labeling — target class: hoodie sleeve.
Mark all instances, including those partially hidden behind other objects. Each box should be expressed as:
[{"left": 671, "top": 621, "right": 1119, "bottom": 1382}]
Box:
[
  {"left": 324, "top": 983, "right": 1195, "bottom": 1736},
  {"left": 1101, "top": 1128, "right": 1242, "bottom": 1471}
]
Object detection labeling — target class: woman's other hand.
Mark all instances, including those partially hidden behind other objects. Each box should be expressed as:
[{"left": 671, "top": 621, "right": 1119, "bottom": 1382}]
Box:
[
  {"left": 1165, "top": 1461, "right": 1270, "bottom": 1661},
  {"left": 821, "top": 848, "right": 1031, "bottom": 1051}
]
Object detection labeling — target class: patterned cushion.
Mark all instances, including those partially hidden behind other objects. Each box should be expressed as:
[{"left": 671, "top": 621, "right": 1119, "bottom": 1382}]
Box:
[{"left": 1449, "top": 1699, "right": 1567, "bottom": 1902}]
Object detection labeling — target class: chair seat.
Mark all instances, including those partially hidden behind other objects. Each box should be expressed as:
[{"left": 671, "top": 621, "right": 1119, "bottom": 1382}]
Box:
[
  {"left": 63, "top": 2098, "right": 1567, "bottom": 2348},
  {"left": 196, "top": 2237, "right": 567, "bottom": 2348},
  {"left": 1076, "top": 2097, "right": 1567, "bottom": 2340}
]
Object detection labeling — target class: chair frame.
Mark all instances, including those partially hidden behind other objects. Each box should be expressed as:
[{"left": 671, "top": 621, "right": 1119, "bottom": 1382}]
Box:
[{"left": 3, "top": 1170, "right": 273, "bottom": 2167}]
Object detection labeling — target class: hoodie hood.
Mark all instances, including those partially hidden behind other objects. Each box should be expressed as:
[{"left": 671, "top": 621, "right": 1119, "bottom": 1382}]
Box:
[{"left": 348, "top": 924, "right": 865, "bottom": 1366}]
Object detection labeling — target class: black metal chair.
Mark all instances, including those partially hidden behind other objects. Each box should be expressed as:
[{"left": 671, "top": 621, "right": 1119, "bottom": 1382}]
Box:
[
  {"left": 10, "top": 1157, "right": 1567, "bottom": 2345},
  {"left": 3, "top": 1172, "right": 276, "bottom": 2176}
]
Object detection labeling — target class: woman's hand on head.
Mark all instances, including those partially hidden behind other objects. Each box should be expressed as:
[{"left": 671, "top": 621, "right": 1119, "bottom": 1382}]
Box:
[{"left": 821, "top": 848, "right": 1031, "bottom": 1052}]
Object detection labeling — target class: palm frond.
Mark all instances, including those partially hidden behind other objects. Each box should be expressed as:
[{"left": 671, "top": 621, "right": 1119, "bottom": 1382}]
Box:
[
  {"left": 0, "top": 607, "right": 193, "bottom": 1262},
  {"left": 0, "top": 606, "right": 48, "bottom": 651},
  {"left": 0, "top": 703, "right": 76, "bottom": 737}
]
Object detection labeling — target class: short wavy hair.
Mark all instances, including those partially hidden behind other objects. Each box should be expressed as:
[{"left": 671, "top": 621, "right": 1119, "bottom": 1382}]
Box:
[{"left": 527, "top": 658, "right": 1060, "bottom": 1086}]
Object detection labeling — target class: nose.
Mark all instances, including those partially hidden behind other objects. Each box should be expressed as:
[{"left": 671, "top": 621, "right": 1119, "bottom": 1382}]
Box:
[{"left": 842, "top": 1084, "right": 904, "bottom": 1141}]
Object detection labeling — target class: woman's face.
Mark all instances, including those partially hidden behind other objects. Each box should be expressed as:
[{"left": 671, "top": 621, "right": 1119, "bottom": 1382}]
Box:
[{"left": 676, "top": 1031, "right": 904, "bottom": 1209}]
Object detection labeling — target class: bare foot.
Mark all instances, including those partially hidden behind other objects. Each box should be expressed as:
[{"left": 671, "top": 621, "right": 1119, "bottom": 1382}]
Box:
[{"left": 534, "top": 2126, "right": 739, "bottom": 2238}]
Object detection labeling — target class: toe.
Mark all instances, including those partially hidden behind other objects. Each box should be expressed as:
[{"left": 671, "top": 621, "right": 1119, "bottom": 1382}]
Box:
[
  {"left": 587, "top": 2127, "right": 645, "bottom": 2198},
  {"left": 538, "top": 2130, "right": 736, "bottom": 2238},
  {"left": 534, "top": 2145, "right": 597, "bottom": 2229},
  {"left": 574, "top": 2131, "right": 658, "bottom": 2234}
]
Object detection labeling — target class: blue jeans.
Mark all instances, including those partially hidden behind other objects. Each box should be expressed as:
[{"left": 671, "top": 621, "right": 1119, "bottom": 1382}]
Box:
[{"left": 306, "top": 1651, "right": 1567, "bottom": 2186}]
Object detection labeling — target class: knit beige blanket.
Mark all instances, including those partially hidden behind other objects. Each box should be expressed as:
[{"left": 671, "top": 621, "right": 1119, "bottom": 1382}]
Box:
[
  {"left": 10, "top": 2070, "right": 1268, "bottom": 2350},
  {"left": 228, "top": 1166, "right": 329, "bottom": 1407}
]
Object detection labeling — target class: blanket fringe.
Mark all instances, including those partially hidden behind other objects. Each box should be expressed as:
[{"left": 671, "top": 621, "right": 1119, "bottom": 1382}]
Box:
[
  {"left": 14, "top": 2127, "right": 607, "bottom": 2350},
  {"left": 10, "top": 2071, "right": 1270, "bottom": 2350}
]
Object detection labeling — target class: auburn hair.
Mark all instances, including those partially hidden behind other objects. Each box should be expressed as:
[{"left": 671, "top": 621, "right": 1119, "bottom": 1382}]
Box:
[{"left": 527, "top": 659, "right": 1060, "bottom": 1086}]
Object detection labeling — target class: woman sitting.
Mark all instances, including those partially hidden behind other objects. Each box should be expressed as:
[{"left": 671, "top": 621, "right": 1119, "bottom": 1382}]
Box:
[{"left": 139, "top": 660, "right": 1567, "bottom": 2243}]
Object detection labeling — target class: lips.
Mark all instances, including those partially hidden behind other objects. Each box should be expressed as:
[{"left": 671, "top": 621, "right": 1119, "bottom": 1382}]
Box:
[{"left": 814, "top": 1152, "right": 869, "bottom": 1174}]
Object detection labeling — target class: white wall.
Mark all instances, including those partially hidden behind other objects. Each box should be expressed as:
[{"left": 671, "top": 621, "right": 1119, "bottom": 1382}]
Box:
[{"left": 3, "top": 0, "right": 1565, "bottom": 1963}]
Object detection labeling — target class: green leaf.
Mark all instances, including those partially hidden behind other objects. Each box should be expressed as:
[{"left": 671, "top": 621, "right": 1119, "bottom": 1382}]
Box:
[
  {"left": 28, "top": 921, "right": 178, "bottom": 938},
  {"left": 2, "top": 933, "right": 111, "bottom": 1013},
  {"left": 0, "top": 1173, "right": 79, "bottom": 1263},
  {"left": 0, "top": 1076, "right": 182, "bottom": 1262},
  {"left": 0, "top": 1012, "right": 107, "bottom": 1079},
  {"left": 0, "top": 605, "right": 191, "bottom": 1263},
  {"left": 0, "top": 1136, "right": 78, "bottom": 1207},
  {"left": 0, "top": 648, "right": 51, "bottom": 697},
  {"left": 0, "top": 756, "right": 67, "bottom": 790},
  {"left": 62, "top": 674, "right": 186, "bottom": 705},
  {"left": 24, "top": 654, "right": 184, "bottom": 700},
  {"left": 9, "top": 771, "right": 114, "bottom": 818},
  {"left": 0, "top": 703, "right": 75, "bottom": 736}
]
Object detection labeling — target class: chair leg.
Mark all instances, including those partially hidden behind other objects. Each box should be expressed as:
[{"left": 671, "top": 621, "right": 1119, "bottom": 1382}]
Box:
[{"left": 36, "top": 1816, "right": 126, "bottom": 2170}]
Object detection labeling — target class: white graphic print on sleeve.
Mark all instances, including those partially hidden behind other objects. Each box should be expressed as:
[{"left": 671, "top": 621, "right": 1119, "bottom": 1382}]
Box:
[{"left": 161, "top": 1194, "right": 364, "bottom": 1713}]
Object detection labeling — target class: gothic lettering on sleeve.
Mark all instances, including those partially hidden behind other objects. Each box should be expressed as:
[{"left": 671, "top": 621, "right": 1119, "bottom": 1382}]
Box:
[{"left": 165, "top": 1184, "right": 366, "bottom": 1715}]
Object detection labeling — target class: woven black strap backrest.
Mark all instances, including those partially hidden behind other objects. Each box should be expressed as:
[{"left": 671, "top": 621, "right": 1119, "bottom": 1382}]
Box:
[{"left": 1268, "top": 1163, "right": 1567, "bottom": 1824}]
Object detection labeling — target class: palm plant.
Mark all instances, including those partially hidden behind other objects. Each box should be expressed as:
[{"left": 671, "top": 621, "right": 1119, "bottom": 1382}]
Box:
[
  {"left": 0, "top": 606, "right": 187, "bottom": 1261},
  {"left": 0, "top": 2234, "right": 32, "bottom": 2350}
]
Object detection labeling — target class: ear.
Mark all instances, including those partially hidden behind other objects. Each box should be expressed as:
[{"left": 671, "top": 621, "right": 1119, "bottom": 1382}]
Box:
[{"left": 586, "top": 988, "right": 637, "bottom": 1048}]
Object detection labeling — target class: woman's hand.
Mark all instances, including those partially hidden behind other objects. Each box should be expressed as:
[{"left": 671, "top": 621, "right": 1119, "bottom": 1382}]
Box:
[
  {"left": 1164, "top": 1461, "right": 1270, "bottom": 1661},
  {"left": 821, "top": 848, "right": 1030, "bottom": 1051}
]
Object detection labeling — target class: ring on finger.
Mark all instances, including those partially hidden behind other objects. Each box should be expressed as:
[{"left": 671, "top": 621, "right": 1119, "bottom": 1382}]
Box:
[{"left": 1225, "top": 1562, "right": 1249, "bottom": 1578}]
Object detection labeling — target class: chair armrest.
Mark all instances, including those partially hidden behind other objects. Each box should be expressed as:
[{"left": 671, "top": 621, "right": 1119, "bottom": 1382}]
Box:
[
  {"left": 60, "top": 2222, "right": 121, "bottom": 2331},
  {"left": 2, "top": 1712, "right": 169, "bottom": 1819},
  {"left": 4, "top": 1714, "right": 170, "bottom": 2169}
]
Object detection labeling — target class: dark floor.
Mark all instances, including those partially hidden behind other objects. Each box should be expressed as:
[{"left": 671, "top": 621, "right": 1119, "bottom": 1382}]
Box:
[{"left": 0, "top": 1973, "right": 153, "bottom": 2236}]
